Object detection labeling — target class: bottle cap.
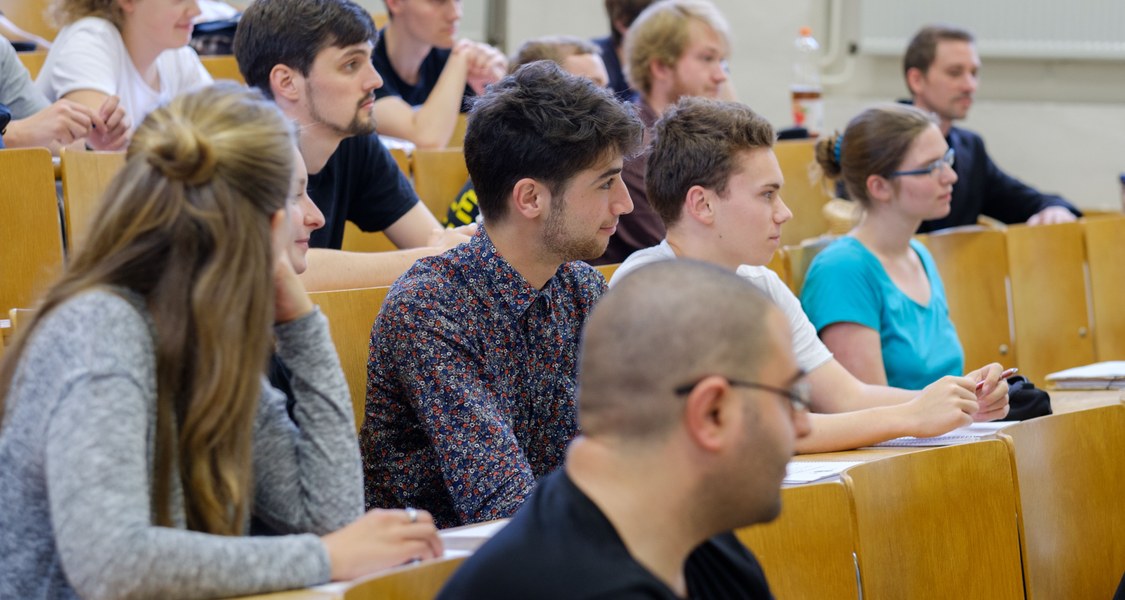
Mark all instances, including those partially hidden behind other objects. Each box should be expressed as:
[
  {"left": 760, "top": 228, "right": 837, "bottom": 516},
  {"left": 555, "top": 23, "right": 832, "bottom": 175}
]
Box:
[{"left": 799, "top": 26, "right": 812, "bottom": 37}]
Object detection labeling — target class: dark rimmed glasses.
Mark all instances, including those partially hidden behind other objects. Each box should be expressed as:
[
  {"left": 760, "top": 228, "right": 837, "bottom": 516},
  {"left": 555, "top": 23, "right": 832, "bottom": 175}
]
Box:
[
  {"left": 674, "top": 375, "right": 812, "bottom": 414},
  {"left": 889, "top": 147, "right": 955, "bottom": 179}
]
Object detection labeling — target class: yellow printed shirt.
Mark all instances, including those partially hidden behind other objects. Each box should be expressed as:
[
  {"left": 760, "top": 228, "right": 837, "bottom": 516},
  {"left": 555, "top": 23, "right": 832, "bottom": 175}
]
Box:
[{"left": 444, "top": 179, "right": 479, "bottom": 228}]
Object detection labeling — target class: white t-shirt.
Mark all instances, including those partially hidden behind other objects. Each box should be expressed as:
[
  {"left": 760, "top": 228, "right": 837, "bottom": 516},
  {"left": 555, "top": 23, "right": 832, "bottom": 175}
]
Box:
[
  {"left": 610, "top": 241, "right": 834, "bottom": 373},
  {"left": 35, "top": 17, "right": 213, "bottom": 128}
]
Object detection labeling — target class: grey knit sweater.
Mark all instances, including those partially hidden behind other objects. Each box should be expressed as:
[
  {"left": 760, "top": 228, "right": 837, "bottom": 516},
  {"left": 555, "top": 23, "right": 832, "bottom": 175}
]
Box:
[{"left": 0, "top": 289, "right": 363, "bottom": 599}]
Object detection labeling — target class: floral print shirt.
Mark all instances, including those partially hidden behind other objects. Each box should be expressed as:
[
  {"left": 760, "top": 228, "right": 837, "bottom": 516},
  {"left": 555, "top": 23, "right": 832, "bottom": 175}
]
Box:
[{"left": 361, "top": 228, "right": 605, "bottom": 527}]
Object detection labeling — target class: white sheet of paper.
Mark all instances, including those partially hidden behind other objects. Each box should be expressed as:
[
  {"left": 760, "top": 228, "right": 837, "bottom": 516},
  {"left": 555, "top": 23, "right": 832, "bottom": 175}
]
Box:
[
  {"left": 784, "top": 461, "right": 863, "bottom": 484},
  {"left": 872, "top": 422, "right": 1017, "bottom": 447}
]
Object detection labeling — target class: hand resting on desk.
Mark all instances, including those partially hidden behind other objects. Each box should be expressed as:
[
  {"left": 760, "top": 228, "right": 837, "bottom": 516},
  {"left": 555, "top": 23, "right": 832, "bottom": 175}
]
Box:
[{"left": 322, "top": 508, "right": 443, "bottom": 581}]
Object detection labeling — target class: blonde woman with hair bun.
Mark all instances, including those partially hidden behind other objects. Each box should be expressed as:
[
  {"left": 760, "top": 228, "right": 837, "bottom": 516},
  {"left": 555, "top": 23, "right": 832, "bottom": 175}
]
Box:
[{"left": 0, "top": 84, "right": 441, "bottom": 599}]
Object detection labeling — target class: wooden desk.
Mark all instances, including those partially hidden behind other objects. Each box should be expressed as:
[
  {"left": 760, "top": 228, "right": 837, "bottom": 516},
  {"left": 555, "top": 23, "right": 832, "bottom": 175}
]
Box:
[
  {"left": 737, "top": 480, "right": 859, "bottom": 599},
  {"left": 1000, "top": 405, "right": 1125, "bottom": 599},
  {"left": 234, "top": 397, "right": 1122, "bottom": 600},
  {"left": 230, "top": 520, "right": 507, "bottom": 600},
  {"left": 749, "top": 396, "right": 1120, "bottom": 598},
  {"left": 229, "top": 558, "right": 466, "bottom": 600},
  {"left": 844, "top": 441, "right": 1025, "bottom": 599}
]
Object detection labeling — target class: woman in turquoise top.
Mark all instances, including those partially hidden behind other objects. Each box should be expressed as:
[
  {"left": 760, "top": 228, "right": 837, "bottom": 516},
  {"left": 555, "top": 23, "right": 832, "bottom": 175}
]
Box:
[{"left": 801, "top": 104, "right": 964, "bottom": 389}]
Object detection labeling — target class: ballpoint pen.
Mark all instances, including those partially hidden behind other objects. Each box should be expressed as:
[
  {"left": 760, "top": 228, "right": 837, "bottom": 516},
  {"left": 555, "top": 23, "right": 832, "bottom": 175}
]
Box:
[{"left": 976, "top": 367, "right": 1019, "bottom": 391}]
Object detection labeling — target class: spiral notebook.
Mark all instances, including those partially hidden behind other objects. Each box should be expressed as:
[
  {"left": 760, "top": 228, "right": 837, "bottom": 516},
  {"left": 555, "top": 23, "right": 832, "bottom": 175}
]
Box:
[{"left": 872, "top": 422, "right": 1017, "bottom": 447}]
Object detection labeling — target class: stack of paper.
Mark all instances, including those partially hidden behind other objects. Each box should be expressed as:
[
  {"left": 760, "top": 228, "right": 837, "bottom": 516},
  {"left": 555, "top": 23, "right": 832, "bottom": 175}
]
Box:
[
  {"left": 872, "top": 422, "right": 1017, "bottom": 448},
  {"left": 783, "top": 461, "right": 862, "bottom": 484},
  {"left": 440, "top": 519, "right": 510, "bottom": 552},
  {"left": 1046, "top": 361, "right": 1125, "bottom": 390}
]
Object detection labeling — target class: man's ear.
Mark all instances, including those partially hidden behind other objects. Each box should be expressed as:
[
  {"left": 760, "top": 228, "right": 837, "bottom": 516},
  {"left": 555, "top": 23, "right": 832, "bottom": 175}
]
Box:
[
  {"left": 510, "top": 178, "right": 548, "bottom": 219},
  {"left": 683, "top": 185, "right": 716, "bottom": 225},
  {"left": 270, "top": 64, "right": 302, "bottom": 103},
  {"left": 905, "top": 67, "right": 926, "bottom": 97},
  {"left": 650, "top": 57, "right": 672, "bottom": 85},
  {"left": 682, "top": 375, "right": 737, "bottom": 454}
]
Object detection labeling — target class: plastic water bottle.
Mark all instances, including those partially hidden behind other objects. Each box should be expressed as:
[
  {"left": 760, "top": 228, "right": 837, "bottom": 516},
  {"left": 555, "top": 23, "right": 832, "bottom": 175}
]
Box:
[{"left": 791, "top": 26, "right": 823, "bottom": 135}]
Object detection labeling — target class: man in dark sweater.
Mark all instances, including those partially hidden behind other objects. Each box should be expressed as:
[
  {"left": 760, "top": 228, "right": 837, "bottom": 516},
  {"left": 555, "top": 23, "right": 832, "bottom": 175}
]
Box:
[
  {"left": 904, "top": 24, "right": 1080, "bottom": 233},
  {"left": 439, "top": 260, "right": 810, "bottom": 599},
  {"left": 591, "top": 0, "right": 654, "bottom": 103}
]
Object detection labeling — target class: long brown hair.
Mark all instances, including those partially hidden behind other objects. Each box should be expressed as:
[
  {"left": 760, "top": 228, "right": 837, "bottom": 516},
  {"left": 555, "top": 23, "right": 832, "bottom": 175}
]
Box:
[{"left": 0, "top": 84, "right": 295, "bottom": 536}]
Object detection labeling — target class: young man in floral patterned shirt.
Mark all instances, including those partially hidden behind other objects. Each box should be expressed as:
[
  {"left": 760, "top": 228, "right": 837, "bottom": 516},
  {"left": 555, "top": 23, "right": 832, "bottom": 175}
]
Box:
[{"left": 361, "top": 61, "right": 643, "bottom": 527}]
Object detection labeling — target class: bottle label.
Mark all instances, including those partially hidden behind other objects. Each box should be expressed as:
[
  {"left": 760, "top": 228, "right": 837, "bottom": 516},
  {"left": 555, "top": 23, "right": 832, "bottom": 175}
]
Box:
[{"left": 791, "top": 88, "right": 823, "bottom": 134}]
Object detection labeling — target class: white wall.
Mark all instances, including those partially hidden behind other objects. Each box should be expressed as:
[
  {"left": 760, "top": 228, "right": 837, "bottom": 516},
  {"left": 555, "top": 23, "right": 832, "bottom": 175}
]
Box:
[
  {"left": 500, "top": 0, "right": 1125, "bottom": 212},
  {"left": 351, "top": 0, "right": 490, "bottom": 42}
]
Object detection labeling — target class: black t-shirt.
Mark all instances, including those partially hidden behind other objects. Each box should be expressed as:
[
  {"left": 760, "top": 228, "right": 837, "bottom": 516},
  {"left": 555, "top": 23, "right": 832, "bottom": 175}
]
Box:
[
  {"left": 372, "top": 31, "right": 473, "bottom": 111},
  {"left": 306, "top": 133, "right": 418, "bottom": 249},
  {"left": 438, "top": 470, "right": 774, "bottom": 600}
]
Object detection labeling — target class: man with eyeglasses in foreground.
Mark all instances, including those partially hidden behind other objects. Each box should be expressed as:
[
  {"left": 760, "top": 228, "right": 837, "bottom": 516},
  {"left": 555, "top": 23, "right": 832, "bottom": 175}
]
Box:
[
  {"left": 439, "top": 259, "right": 807, "bottom": 599},
  {"left": 611, "top": 98, "right": 1012, "bottom": 453}
]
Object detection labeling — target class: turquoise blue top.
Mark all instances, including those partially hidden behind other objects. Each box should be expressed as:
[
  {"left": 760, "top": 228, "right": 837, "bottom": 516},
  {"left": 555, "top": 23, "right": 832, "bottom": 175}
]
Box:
[{"left": 800, "top": 237, "right": 965, "bottom": 390}]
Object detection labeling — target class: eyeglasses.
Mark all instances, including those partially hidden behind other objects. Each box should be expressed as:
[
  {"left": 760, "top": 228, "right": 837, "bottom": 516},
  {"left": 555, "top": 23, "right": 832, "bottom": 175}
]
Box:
[
  {"left": 674, "top": 375, "right": 812, "bottom": 414},
  {"left": 889, "top": 147, "right": 955, "bottom": 179}
]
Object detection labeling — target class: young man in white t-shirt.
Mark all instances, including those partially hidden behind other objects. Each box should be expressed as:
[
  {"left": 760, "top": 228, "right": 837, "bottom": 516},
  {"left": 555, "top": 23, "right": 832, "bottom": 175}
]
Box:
[{"left": 611, "top": 97, "right": 1012, "bottom": 453}]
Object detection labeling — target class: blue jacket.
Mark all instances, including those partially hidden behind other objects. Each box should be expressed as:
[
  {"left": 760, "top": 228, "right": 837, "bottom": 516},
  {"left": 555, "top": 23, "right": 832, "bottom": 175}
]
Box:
[{"left": 917, "top": 125, "right": 1080, "bottom": 232}]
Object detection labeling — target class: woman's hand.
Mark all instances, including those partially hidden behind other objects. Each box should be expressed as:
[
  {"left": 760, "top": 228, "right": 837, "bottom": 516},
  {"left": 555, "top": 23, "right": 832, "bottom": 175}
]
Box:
[
  {"left": 321, "top": 508, "right": 444, "bottom": 581},
  {"left": 272, "top": 209, "right": 314, "bottom": 323}
]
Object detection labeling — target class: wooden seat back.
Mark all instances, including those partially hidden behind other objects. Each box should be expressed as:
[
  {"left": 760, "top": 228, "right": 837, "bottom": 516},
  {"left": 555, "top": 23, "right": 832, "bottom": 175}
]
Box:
[
  {"left": 780, "top": 234, "right": 837, "bottom": 295},
  {"left": 764, "top": 247, "right": 789, "bottom": 290},
  {"left": 59, "top": 149, "right": 126, "bottom": 252},
  {"left": 15, "top": 50, "right": 48, "bottom": 79},
  {"left": 1005, "top": 222, "right": 1094, "bottom": 382},
  {"left": 0, "top": 0, "right": 57, "bottom": 44},
  {"left": 342, "top": 556, "right": 467, "bottom": 600},
  {"left": 775, "top": 139, "right": 832, "bottom": 246},
  {"left": 1082, "top": 215, "right": 1125, "bottom": 361},
  {"left": 843, "top": 442, "right": 1025, "bottom": 599},
  {"left": 737, "top": 480, "right": 859, "bottom": 599},
  {"left": 307, "top": 286, "right": 391, "bottom": 431},
  {"left": 1000, "top": 405, "right": 1125, "bottom": 600},
  {"left": 199, "top": 55, "right": 245, "bottom": 84},
  {"left": 0, "top": 148, "right": 64, "bottom": 316},
  {"left": 411, "top": 148, "right": 468, "bottom": 220},
  {"left": 917, "top": 226, "right": 1016, "bottom": 369}
]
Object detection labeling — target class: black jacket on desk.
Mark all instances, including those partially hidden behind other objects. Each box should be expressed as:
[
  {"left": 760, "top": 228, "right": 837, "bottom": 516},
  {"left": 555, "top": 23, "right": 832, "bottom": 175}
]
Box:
[{"left": 917, "top": 126, "right": 1081, "bottom": 233}]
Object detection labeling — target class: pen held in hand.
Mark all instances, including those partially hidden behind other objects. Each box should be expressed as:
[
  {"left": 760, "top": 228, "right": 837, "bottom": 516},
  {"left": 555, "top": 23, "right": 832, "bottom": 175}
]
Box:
[{"left": 976, "top": 367, "right": 1019, "bottom": 391}]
